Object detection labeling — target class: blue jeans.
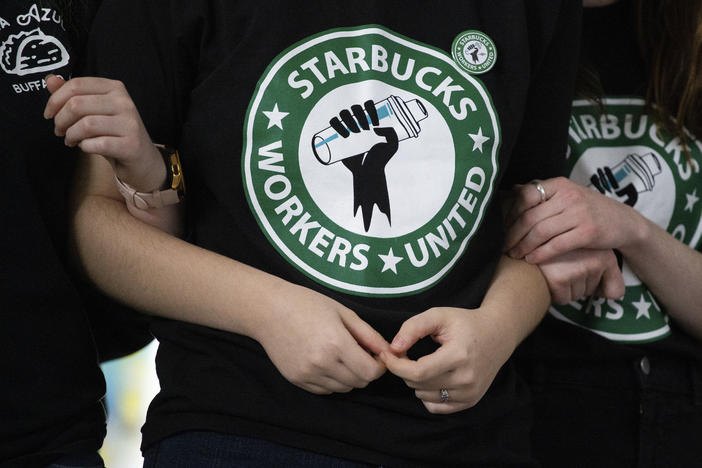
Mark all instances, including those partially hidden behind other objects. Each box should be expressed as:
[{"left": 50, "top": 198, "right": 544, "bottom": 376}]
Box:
[{"left": 143, "top": 432, "right": 379, "bottom": 468}]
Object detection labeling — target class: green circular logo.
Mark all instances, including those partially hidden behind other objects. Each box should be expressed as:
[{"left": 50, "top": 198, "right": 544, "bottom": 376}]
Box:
[
  {"left": 451, "top": 30, "right": 497, "bottom": 75},
  {"left": 242, "top": 25, "right": 501, "bottom": 296}
]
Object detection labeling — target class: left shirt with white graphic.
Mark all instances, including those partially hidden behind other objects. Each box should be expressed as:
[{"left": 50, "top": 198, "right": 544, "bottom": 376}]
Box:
[
  {"left": 1, "top": 2, "right": 109, "bottom": 465},
  {"left": 549, "top": 98, "right": 702, "bottom": 343},
  {"left": 0, "top": 1, "right": 72, "bottom": 112}
]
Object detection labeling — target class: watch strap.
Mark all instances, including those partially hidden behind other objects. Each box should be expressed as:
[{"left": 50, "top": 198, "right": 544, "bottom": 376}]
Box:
[
  {"left": 114, "top": 145, "right": 185, "bottom": 210},
  {"left": 114, "top": 175, "right": 182, "bottom": 209}
]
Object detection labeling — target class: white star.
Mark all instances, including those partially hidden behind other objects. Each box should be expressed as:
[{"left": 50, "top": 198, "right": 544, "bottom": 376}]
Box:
[
  {"left": 632, "top": 294, "right": 652, "bottom": 320},
  {"left": 468, "top": 127, "right": 490, "bottom": 153},
  {"left": 378, "top": 248, "right": 403, "bottom": 274},
  {"left": 685, "top": 188, "right": 699, "bottom": 212},
  {"left": 263, "top": 103, "right": 289, "bottom": 130}
]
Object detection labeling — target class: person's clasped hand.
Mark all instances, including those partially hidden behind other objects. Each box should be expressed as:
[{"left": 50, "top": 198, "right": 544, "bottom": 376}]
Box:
[
  {"left": 380, "top": 306, "right": 518, "bottom": 414},
  {"left": 43, "top": 75, "right": 166, "bottom": 193},
  {"left": 504, "top": 177, "right": 626, "bottom": 302}
]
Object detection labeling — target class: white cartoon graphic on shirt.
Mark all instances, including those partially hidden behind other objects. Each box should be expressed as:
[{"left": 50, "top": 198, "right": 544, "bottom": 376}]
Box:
[
  {"left": 0, "top": 28, "right": 69, "bottom": 76},
  {"left": 312, "top": 96, "right": 429, "bottom": 232},
  {"left": 587, "top": 152, "right": 662, "bottom": 206}
]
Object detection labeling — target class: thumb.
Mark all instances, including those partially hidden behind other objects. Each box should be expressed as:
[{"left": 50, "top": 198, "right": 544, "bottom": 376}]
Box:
[
  {"left": 45, "top": 74, "right": 66, "bottom": 94},
  {"left": 339, "top": 309, "right": 390, "bottom": 356},
  {"left": 390, "top": 309, "right": 443, "bottom": 354}
]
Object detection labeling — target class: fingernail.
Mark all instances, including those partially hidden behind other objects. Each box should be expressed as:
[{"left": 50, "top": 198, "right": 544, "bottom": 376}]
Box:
[{"left": 390, "top": 337, "right": 405, "bottom": 350}]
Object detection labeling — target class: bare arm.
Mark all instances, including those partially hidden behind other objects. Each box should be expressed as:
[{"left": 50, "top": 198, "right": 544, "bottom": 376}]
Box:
[
  {"left": 618, "top": 214, "right": 702, "bottom": 340},
  {"left": 71, "top": 152, "right": 390, "bottom": 394},
  {"left": 382, "top": 255, "right": 550, "bottom": 414}
]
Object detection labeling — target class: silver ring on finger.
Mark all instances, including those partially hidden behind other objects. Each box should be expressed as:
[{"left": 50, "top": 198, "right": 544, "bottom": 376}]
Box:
[
  {"left": 439, "top": 388, "right": 450, "bottom": 403},
  {"left": 530, "top": 180, "right": 547, "bottom": 204}
]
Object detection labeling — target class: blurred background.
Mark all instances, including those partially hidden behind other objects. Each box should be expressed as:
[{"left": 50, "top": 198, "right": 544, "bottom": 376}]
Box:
[{"left": 99, "top": 341, "right": 160, "bottom": 468}]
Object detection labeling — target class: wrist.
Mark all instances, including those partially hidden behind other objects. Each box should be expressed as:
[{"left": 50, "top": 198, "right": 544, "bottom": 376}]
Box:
[
  {"left": 617, "top": 208, "right": 652, "bottom": 258},
  {"left": 114, "top": 145, "right": 185, "bottom": 210},
  {"left": 114, "top": 144, "right": 167, "bottom": 192}
]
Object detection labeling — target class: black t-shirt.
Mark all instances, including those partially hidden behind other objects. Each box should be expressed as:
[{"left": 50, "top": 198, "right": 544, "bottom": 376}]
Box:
[
  {"left": 521, "top": 0, "right": 702, "bottom": 365},
  {"left": 86, "top": 1, "right": 581, "bottom": 466},
  {"left": 0, "top": 1, "right": 108, "bottom": 466}
]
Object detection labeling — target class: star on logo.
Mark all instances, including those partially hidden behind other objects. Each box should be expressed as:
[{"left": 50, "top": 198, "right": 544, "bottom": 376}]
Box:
[
  {"left": 633, "top": 294, "right": 652, "bottom": 320},
  {"left": 685, "top": 188, "right": 699, "bottom": 212},
  {"left": 263, "top": 103, "right": 289, "bottom": 130},
  {"left": 468, "top": 127, "right": 490, "bottom": 153},
  {"left": 378, "top": 248, "right": 403, "bottom": 274}
]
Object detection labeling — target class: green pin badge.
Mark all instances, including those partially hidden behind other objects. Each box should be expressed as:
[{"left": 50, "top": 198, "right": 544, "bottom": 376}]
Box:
[{"left": 451, "top": 30, "right": 497, "bottom": 75}]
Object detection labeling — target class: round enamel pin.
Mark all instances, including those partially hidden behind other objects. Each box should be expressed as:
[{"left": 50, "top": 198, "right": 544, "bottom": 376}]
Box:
[{"left": 451, "top": 30, "right": 497, "bottom": 74}]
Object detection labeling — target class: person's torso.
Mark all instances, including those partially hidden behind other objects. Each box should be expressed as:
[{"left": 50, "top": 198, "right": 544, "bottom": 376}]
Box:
[{"left": 86, "top": 1, "right": 581, "bottom": 465}]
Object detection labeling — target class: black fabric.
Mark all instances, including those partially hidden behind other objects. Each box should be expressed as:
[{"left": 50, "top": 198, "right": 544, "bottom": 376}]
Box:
[
  {"left": 0, "top": 0, "right": 149, "bottom": 465},
  {"left": 86, "top": 1, "right": 581, "bottom": 466},
  {"left": 0, "top": 1, "right": 105, "bottom": 465},
  {"left": 524, "top": 351, "right": 702, "bottom": 468}
]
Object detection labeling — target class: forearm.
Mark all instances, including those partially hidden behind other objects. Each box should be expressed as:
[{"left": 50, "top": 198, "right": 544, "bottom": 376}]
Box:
[
  {"left": 71, "top": 154, "right": 287, "bottom": 338},
  {"left": 619, "top": 215, "right": 702, "bottom": 340},
  {"left": 478, "top": 255, "right": 551, "bottom": 349}
]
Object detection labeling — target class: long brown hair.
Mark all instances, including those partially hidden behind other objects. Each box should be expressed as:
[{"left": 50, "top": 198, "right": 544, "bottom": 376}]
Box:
[
  {"left": 578, "top": 1, "right": 702, "bottom": 152},
  {"left": 638, "top": 0, "right": 702, "bottom": 148}
]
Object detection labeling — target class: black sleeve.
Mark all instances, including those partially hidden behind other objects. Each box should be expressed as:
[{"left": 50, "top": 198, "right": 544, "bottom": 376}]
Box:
[
  {"left": 500, "top": 0, "right": 582, "bottom": 187},
  {"left": 83, "top": 0, "right": 194, "bottom": 146},
  {"left": 79, "top": 0, "right": 198, "bottom": 360}
]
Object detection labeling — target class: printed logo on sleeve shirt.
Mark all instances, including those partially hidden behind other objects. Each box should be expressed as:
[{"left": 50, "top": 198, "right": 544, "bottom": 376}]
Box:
[
  {"left": 0, "top": 3, "right": 70, "bottom": 93},
  {"left": 551, "top": 98, "right": 702, "bottom": 343},
  {"left": 242, "top": 25, "right": 501, "bottom": 296}
]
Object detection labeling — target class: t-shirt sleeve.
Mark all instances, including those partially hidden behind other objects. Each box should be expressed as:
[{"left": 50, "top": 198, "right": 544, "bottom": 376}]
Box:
[
  {"left": 83, "top": 0, "right": 191, "bottom": 146},
  {"left": 500, "top": 0, "right": 582, "bottom": 187}
]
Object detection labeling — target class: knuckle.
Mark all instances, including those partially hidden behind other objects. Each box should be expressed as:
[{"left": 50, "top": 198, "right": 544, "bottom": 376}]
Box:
[
  {"left": 521, "top": 210, "right": 537, "bottom": 228},
  {"left": 66, "top": 96, "right": 82, "bottom": 114},
  {"left": 111, "top": 79, "right": 127, "bottom": 92},
  {"left": 553, "top": 291, "right": 570, "bottom": 305},
  {"left": 406, "top": 367, "right": 425, "bottom": 383},
  {"left": 125, "top": 117, "right": 141, "bottom": 134},
  {"left": 361, "top": 365, "right": 380, "bottom": 382},
  {"left": 308, "top": 353, "right": 328, "bottom": 370},
  {"left": 459, "top": 368, "right": 475, "bottom": 386},
  {"left": 425, "top": 403, "right": 442, "bottom": 414},
  {"left": 92, "top": 138, "right": 110, "bottom": 155},
  {"left": 532, "top": 223, "right": 549, "bottom": 240},
  {"left": 356, "top": 379, "right": 370, "bottom": 389},
  {"left": 580, "top": 223, "right": 597, "bottom": 243},
  {"left": 548, "top": 283, "right": 568, "bottom": 304},
  {"left": 81, "top": 115, "right": 98, "bottom": 132},
  {"left": 65, "top": 78, "right": 81, "bottom": 93},
  {"left": 116, "top": 95, "right": 135, "bottom": 113},
  {"left": 464, "top": 396, "right": 480, "bottom": 409}
]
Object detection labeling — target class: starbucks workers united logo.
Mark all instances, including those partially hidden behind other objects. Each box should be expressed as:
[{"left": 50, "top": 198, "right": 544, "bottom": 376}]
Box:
[
  {"left": 550, "top": 98, "right": 702, "bottom": 342},
  {"left": 243, "top": 26, "right": 500, "bottom": 296}
]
